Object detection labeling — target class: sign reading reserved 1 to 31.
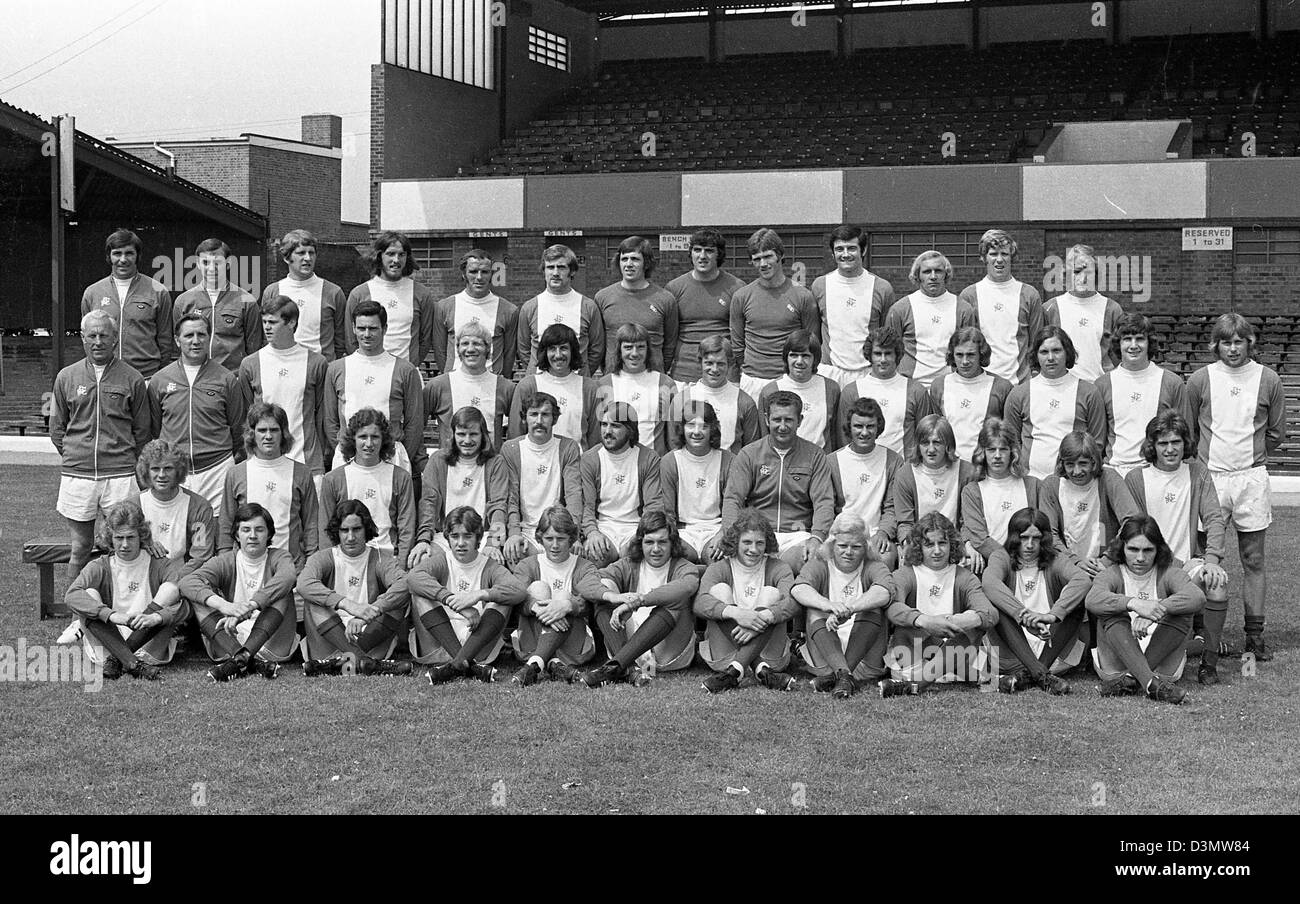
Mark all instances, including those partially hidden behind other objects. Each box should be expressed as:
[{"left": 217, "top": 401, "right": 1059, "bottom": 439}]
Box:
[{"left": 1182, "top": 227, "right": 1233, "bottom": 251}]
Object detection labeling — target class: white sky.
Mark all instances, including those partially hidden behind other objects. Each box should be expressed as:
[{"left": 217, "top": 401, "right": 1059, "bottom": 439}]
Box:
[{"left": 0, "top": 0, "right": 378, "bottom": 222}]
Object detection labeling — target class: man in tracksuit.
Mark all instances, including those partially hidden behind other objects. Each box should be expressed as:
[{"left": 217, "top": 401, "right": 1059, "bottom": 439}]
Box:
[
  {"left": 149, "top": 313, "right": 246, "bottom": 515},
  {"left": 80, "top": 228, "right": 175, "bottom": 378},
  {"left": 171, "top": 238, "right": 263, "bottom": 372},
  {"left": 722, "top": 389, "right": 835, "bottom": 578},
  {"left": 50, "top": 310, "right": 152, "bottom": 579}
]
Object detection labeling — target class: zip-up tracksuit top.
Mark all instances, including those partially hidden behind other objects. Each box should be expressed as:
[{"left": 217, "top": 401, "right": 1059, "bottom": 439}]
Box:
[
  {"left": 50, "top": 358, "right": 152, "bottom": 480},
  {"left": 81, "top": 275, "right": 176, "bottom": 378},
  {"left": 148, "top": 360, "right": 247, "bottom": 473},
  {"left": 172, "top": 285, "right": 264, "bottom": 372},
  {"left": 722, "top": 436, "right": 835, "bottom": 540}
]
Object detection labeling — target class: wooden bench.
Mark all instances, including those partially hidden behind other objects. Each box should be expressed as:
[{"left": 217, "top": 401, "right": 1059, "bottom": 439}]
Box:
[{"left": 21, "top": 537, "right": 72, "bottom": 620}]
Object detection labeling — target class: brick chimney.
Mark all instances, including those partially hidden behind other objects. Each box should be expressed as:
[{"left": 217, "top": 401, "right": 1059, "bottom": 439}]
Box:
[{"left": 302, "top": 114, "right": 342, "bottom": 149}]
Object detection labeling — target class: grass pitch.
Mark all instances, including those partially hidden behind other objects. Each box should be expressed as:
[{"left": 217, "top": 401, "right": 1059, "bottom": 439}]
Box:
[{"left": 0, "top": 465, "right": 1295, "bottom": 814}]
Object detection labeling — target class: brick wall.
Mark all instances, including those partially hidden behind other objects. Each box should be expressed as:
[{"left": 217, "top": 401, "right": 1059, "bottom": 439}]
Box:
[
  {"left": 119, "top": 144, "right": 251, "bottom": 208},
  {"left": 248, "top": 144, "right": 341, "bottom": 243},
  {"left": 369, "top": 64, "right": 386, "bottom": 231},
  {"left": 400, "top": 224, "right": 1300, "bottom": 332}
]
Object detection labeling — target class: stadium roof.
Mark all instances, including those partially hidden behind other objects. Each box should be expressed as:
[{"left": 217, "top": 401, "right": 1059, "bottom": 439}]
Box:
[{"left": 0, "top": 97, "right": 266, "bottom": 237}]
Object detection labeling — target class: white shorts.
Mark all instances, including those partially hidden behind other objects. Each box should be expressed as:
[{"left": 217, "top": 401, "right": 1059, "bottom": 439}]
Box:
[
  {"left": 775, "top": 530, "right": 815, "bottom": 552},
  {"left": 680, "top": 522, "right": 721, "bottom": 557},
  {"left": 1107, "top": 461, "right": 1143, "bottom": 479},
  {"left": 739, "top": 373, "right": 773, "bottom": 402},
  {"left": 183, "top": 456, "right": 233, "bottom": 517},
  {"left": 818, "top": 363, "right": 869, "bottom": 388},
  {"left": 57, "top": 475, "right": 137, "bottom": 522},
  {"left": 1211, "top": 466, "right": 1272, "bottom": 532},
  {"left": 596, "top": 520, "right": 638, "bottom": 556}
]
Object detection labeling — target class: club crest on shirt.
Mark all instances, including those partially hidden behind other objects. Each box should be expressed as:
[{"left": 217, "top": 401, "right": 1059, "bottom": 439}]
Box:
[
  {"left": 536, "top": 465, "right": 549, "bottom": 476},
  {"left": 127, "top": 581, "right": 140, "bottom": 593},
  {"left": 246, "top": 577, "right": 260, "bottom": 590},
  {"left": 76, "top": 385, "right": 89, "bottom": 396},
  {"left": 166, "top": 382, "right": 178, "bottom": 393},
  {"left": 877, "top": 398, "right": 890, "bottom": 408},
  {"left": 993, "top": 301, "right": 1005, "bottom": 312},
  {"left": 552, "top": 578, "right": 565, "bottom": 590},
  {"left": 457, "top": 579, "right": 470, "bottom": 591},
  {"left": 1023, "top": 579, "right": 1036, "bottom": 592},
  {"left": 1164, "top": 491, "right": 1177, "bottom": 503},
  {"left": 157, "top": 522, "right": 171, "bottom": 533},
  {"left": 365, "top": 488, "right": 377, "bottom": 499},
  {"left": 348, "top": 575, "right": 361, "bottom": 588},
  {"left": 928, "top": 584, "right": 942, "bottom": 598},
  {"left": 858, "top": 472, "right": 871, "bottom": 483},
  {"left": 1075, "top": 500, "right": 1089, "bottom": 514},
  {"left": 614, "top": 474, "right": 627, "bottom": 484},
  {"left": 960, "top": 398, "right": 972, "bottom": 409},
  {"left": 1130, "top": 392, "right": 1142, "bottom": 403},
  {"left": 931, "top": 315, "right": 942, "bottom": 325},
  {"left": 1001, "top": 500, "right": 1013, "bottom": 511},
  {"left": 695, "top": 477, "right": 708, "bottom": 489},
  {"left": 744, "top": 585, "right": 757, "bottom": 597},
  {"left": 553, "top": 313, "right": 565, "bottom": 323},
  {"left": 278, "top": 368, "right": 289, "bottom": 378},
  {"left": 265, "top": 481, "right": 277, "bottom": 493},
  {"left": 759, "top": 465, "right": 772, "bottom": 476},
  {"left": 841, "top": 584, "right": 858, "bottom": 599},
  {"left": 1137, "top": 590, "right": 1150, "bottom": 600},
  {"left": 1230, "top": 386, "right": 1241, "bottom": 397},
  {"left": 100, "top": 298, "right": 113, "bottom": 307},
  {"left": 630, "top": 391, "right": 642, "bottom": 402},
  {"left": 461, "top": 476, "right": 475, "bottom": 489},
  {"left": 1049, "top": 399, "right": 1061, "bottom": 409},
  {"left": 294, "top": 298, "right": 306, "bottom": 307},
  {"left": 1078, "top": 317, "right": 1089, "bottom": 327},
  {"left": 385, "top": 298, "right": 398, "bottom": 309},
  {"left": 364, "top": 376, "right": 376, "bottom": 386},
  {"left": 934, "top": 488, "right": 945, "bottom": 500},
  {"left": 471, "top": 396, "right": 482, "bottom": 406},
  {"left": 844, "top": 298, "right": 856, "bottom": 308}
]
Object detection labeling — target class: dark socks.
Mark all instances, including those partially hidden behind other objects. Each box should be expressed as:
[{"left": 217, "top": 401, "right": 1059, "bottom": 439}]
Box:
[
  {"left": 419, "top": 607, "right": 462, "bottom": 657},
  {"left": 455, "top": 609, "right": 507, "bottom": 666},
  {"left": 613, "top": 607, "right": 676, "bottom": 670},
  {"left": 84, "top": 619, "right": 137, "bottom": 669}
]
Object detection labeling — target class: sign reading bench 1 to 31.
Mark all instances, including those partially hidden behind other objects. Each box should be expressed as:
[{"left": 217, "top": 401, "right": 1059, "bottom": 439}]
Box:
[{"left": 1182, "top": 227, "right": 1233, "bottom": 251}]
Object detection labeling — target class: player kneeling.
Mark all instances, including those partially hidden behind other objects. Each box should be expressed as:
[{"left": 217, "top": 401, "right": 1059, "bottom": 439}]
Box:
[
  {"left": 64, "top": 501, "right": 188, "bottom": 680},
  {"left": 580, "top": 511, "right": 701, "bottom": 688},
  {"left": 509, "top": 506, "right": 601, "bottom": 686},
  {"left": 881, "top": 512, "right": 999, "bottom": 698},
  {"left": 1085, "top": 515, "right": 1205, "bottom": 705},
  {"left": 181, "top": 502, "right": 298, "bottom": 682},
  {"left": 409, "top": 506, "right": 528, "bottom": 684},
  {"left": 694, "top": 508, "right": 799, "bottom": 694},
  {"left": 791, "top": 513, "right": 893, "bottom": 699},
  {"left": 297, "top": 499, "right": 413, "bottom": 677}
]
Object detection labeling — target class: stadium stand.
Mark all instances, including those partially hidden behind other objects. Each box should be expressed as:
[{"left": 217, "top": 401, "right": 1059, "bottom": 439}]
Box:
[{"left": 464, "top": 33, "right": 1300, "bottom": 176}]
